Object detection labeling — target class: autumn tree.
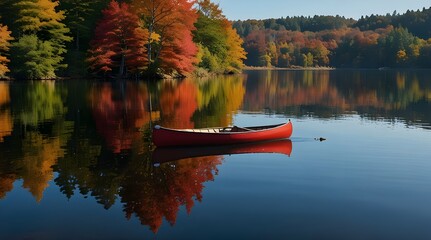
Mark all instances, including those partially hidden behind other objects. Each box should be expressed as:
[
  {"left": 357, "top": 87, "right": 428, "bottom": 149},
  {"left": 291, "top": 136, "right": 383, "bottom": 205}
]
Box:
[
  {"left": 10, "top": 0, "right": 71, "bottom": 79},
  {"left": 223, "top": 20, "right": 246, "bottom": 73},
  {"left": 131, "top": 0, "right": 198, "bottom": 77},
  {"left": 194, "top": 0, "right": 228, "bottom": 72},
  {"left": 193, "top": 0, "right": 246, "bottom": 73},
  {"left": 243, "top": 30, "right": 267, "bottom": 66},
  {"left": 378, "top": 27, "right": 420, "bottom": 67},
  {"left": 0, "top": 24, "right": 13, "bottom": 78},
  {"left": 87, "top": 1, "right": 148, "bottom": 76}
]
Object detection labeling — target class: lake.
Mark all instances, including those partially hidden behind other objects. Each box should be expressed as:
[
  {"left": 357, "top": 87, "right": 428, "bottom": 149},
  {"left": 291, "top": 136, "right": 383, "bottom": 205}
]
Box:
[{"left": 0, "top": 69, "right": 431, "bottom": 239}]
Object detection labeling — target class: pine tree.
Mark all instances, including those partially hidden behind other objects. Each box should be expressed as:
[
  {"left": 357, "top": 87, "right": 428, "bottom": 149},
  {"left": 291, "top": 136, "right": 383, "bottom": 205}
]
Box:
[{"left": 60, "top": 0, "right": 105, "bottom": 50}]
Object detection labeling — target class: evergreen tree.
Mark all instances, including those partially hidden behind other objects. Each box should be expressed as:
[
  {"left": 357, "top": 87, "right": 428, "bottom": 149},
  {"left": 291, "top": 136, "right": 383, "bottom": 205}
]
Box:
[{"left": 60, "top": 0, "right": 107, "bottom": 50}]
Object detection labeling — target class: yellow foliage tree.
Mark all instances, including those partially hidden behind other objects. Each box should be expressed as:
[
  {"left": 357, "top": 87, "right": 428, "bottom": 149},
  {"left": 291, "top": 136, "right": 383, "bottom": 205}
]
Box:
[
  {"left": 396, "top": 49, "right": 407, "bottom": 63},
  {"left": 224, "top": 21, "right": 246, "bottom": 73}
]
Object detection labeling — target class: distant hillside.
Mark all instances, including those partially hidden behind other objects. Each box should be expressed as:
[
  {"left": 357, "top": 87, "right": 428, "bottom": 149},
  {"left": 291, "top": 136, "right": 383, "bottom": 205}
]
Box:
[
  {"left": 233, "top": 7, "right": 431, "bottom": 39},
  {"left": 233, "top": 15, "right": 356, "bottom": 37},
  {"left": 233, "top": 7, "right": 431, "bottom": 68}
]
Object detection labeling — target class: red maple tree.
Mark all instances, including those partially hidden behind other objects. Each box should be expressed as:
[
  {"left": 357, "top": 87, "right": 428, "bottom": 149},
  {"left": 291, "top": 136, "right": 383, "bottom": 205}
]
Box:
[
  {"left": 88, "top": 1, "right": 148, "bottom": 76},
  {"left": 131, "top": 0, "right": 198, "bottom": 76}
]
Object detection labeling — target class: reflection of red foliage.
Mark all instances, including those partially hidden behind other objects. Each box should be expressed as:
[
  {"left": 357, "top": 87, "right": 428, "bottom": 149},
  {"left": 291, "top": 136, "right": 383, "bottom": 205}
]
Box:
[
  {"left": 121, "top": 155, "right": 223, "bottom": 233},
  {"left": 159, "top": 80, "right": 198, "bottom": 129},
  {"left": 90, "top": 83, "right": 150, "bottom": 153}
]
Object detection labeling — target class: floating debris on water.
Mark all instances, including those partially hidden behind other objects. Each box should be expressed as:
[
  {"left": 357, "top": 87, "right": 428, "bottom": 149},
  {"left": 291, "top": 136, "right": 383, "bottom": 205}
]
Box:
[{"left": 315, "top": 137, "right": 327, "bottom": 141}]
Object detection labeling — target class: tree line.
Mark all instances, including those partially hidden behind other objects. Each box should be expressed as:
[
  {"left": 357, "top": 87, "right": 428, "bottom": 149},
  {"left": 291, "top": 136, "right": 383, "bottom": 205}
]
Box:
[
  {"left": 0, "top": 0, "right": 246, "bottom": 80},
  {"left": 234, "top": 7, "right": 431, "bottom": 68}
]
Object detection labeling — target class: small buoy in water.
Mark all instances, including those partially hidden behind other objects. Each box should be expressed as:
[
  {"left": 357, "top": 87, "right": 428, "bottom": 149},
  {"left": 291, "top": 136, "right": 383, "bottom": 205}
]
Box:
[{"left": 315, "top": 137, "right": 326, "bottom": 142}]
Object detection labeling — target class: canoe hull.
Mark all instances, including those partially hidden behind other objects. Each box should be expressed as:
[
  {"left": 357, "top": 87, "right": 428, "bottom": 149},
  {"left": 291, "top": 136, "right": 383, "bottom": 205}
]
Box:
[{"left": 152, "top": 121, "right": 293, "bottom": 147}]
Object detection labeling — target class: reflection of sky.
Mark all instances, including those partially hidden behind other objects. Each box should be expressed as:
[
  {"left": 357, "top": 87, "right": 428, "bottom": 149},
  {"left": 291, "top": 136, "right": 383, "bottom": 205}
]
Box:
[
  {"left": 234, "top": 113, "right": 431, "bottom": 143},
  {"left": 193, "top": 114, "right": 431, "bottom": 239}
]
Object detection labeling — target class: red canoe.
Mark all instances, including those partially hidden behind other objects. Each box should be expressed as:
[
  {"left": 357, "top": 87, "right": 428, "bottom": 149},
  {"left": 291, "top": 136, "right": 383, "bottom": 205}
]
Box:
[{"left": 152, "top": 121, "right": 293, "bottom": 147}]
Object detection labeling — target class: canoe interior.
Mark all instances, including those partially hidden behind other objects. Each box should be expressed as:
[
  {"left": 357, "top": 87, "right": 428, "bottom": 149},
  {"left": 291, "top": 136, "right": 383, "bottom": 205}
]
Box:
[
  {"left": 166, "top": 123, "right": 284, "bottom": 133},
  {"left": 152, "top": 121, "right": 292, "bottom": 147}
]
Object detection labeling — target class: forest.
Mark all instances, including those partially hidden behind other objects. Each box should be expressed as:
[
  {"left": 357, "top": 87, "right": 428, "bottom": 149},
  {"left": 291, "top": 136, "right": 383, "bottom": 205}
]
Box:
[
  {"left": 1, "top": 2, "right": 431, "bottom": 80},
  {"left": 233, "top": 7, "right": 431, "bottom": 68},
  {"left": 0, "top": 0, "right": 246, "bottom": 80}
]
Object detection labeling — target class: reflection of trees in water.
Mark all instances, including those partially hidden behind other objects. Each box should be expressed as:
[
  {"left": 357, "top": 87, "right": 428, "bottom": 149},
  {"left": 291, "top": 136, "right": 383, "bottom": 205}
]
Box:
[
  {"left": 0, "top": 109, "right": 12, "bottom": 142},
  {"left": 0, "top": 174, "right": 15, "bottom": 199},
  {"left": 0, "top": 82, "right": 12, "bottom": 142},
  {"left": 121, "top": 155, "right": 222, "bottom": 233},
  {"left": 54, "top": 140, "right": 223, "bottom": 233},
  {"left": 243, "top": 70, "right": 431, "bottom": 128},
  {"left": 55, "top": 80, "right": 224, "bottom": 233},
  {"left": 157, "top": 79, "right": 198, "bottom": 129},
  {"left": 2, "top": 70, "right": 429, "bottom": 232},
  {"left": 192, "top": 74, "right": 246, "bottom": 127},
  {"left": 20, "top": 131, "right": 67, "bottom": 202},
  {"left": 89, "top": 82, "right": 153, "bottom": 153},
  {"left": 0, "top": 82, "right": 10, "bottom": 106},
  {"left": 0, "top": 81, "right": 71, "bottom": 201},
  {"left": 18, "top": 81, "right": 67, "bottom": 126}
]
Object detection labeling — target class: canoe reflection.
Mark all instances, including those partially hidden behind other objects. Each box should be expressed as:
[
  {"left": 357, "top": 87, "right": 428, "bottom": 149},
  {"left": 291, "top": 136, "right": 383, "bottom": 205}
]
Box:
[{"left": 152, "top": 139, "right": 293, "bottom": 163}]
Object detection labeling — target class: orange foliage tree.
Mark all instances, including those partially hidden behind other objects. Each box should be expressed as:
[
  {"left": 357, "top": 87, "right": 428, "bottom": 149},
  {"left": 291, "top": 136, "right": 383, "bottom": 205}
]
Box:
[
  {"left": 131, "top": 0, "right": 198, "bottom": 76},
  {"left": 88, "top": 1, "right": 148, "bottom": 76},
  {"left": 0, "top": 24, "right": 13, "bottom": 77}
]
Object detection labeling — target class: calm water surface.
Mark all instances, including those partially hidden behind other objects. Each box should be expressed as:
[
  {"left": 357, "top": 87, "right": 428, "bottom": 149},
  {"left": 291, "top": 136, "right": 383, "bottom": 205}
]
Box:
[{"left": 0, "top": 70, "right": 430, "bottom": 239}]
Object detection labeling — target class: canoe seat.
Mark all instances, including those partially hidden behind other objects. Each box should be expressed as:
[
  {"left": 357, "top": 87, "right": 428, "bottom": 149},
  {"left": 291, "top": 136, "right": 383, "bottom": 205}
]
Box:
[{"left": 231, "top": 126, "right": 253, "bottom": 132}]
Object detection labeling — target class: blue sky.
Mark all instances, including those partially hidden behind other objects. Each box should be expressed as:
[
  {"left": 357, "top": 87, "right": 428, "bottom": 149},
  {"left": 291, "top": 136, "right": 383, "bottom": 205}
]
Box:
[{"left": 217, "top": 0, "right": 431, "bottom": 20}]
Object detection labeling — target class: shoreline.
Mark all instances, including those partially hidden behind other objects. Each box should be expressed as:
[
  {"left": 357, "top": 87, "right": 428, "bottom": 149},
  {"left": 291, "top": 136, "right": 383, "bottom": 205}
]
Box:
[{"left": 243, "top": 66, "right": 335, "bottom": 70}]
